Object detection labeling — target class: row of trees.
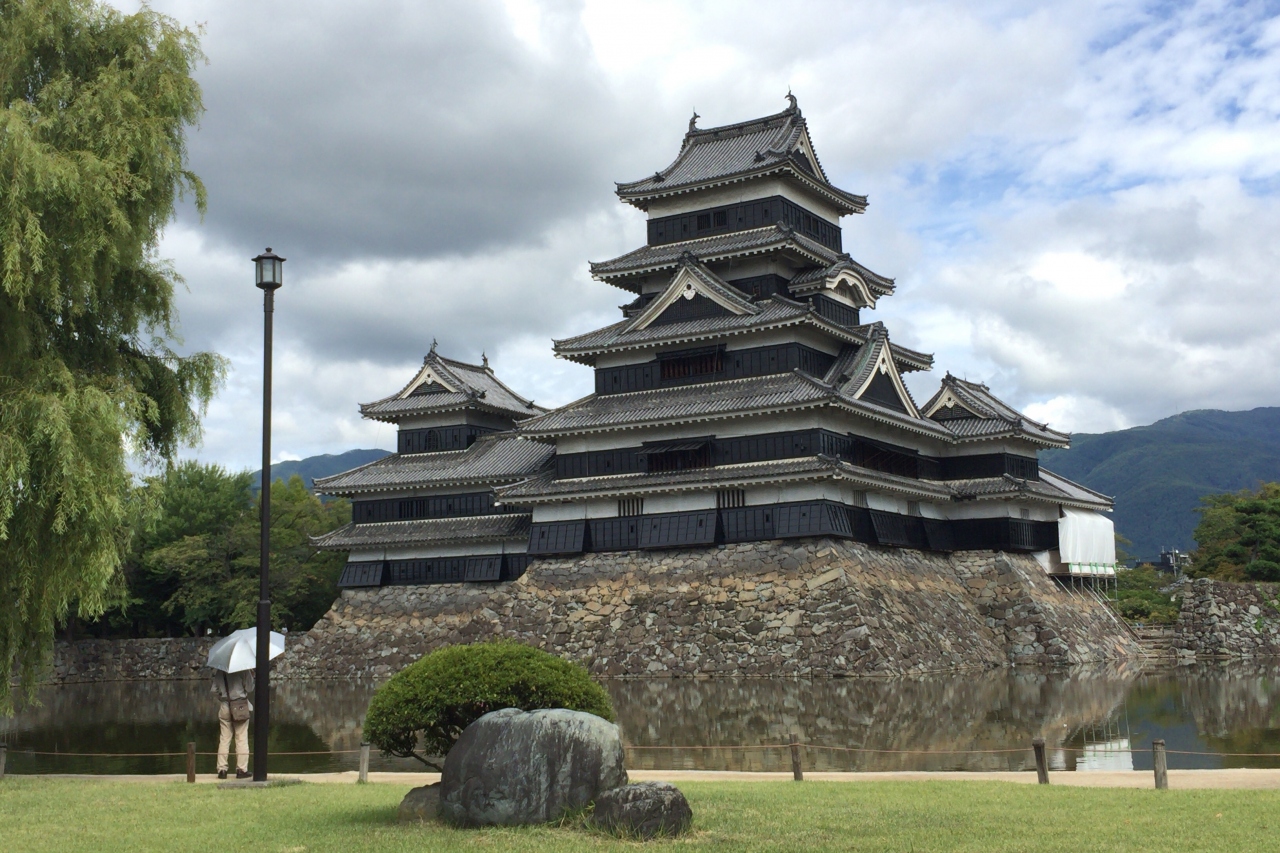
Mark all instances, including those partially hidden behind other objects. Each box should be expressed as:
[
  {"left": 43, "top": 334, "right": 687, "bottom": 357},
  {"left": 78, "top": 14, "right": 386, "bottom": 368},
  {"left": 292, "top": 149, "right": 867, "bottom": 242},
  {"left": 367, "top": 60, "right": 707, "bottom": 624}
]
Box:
[
  {"left": 1188, "top": 483, "right": 1280, "bottom": 582},
  {"left": 70, "top": 462, "right": 350, "bottom": 640}
]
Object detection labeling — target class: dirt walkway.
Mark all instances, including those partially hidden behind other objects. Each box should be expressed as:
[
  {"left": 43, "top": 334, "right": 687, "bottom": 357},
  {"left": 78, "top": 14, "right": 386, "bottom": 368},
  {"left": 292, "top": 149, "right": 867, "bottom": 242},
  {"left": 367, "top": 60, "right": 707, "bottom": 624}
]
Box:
[{"left": 18, "top": 769, "right": 1280, "bottom": 789}]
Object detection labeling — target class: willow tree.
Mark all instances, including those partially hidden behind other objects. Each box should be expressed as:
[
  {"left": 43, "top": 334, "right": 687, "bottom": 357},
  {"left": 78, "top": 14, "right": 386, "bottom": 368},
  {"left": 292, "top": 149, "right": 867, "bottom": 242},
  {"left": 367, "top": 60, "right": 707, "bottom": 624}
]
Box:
[{"left": 0, "top": 1, "right": 223, "bottom": 711}]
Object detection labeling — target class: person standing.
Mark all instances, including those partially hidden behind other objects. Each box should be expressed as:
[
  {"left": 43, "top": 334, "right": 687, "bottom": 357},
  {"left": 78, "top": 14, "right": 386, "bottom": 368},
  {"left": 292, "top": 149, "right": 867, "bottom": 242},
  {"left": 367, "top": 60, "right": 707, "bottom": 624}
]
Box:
[{"left": 212, "top": 668, "right": 254, "bottom": 779}]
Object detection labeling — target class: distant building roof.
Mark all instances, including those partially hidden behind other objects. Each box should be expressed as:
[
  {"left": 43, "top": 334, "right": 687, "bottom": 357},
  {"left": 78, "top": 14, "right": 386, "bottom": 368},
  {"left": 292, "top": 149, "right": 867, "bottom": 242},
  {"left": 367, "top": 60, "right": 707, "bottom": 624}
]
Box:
[
  {"left": 615, "top": 96, "right": 867, "bottom": 215},
  {"left": 313, "top": 435, "right": 554, "bottom": 496},
  {"left": 359, "top": 348, "right": 545, "bottom": 423}
]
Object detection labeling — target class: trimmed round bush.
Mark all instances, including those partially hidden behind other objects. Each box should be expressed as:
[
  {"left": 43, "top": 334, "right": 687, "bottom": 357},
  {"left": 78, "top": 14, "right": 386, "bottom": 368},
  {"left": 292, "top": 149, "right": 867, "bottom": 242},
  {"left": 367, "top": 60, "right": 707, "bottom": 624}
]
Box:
[{"left": 363, "top": 641, "right": 615, "bottom": 767}]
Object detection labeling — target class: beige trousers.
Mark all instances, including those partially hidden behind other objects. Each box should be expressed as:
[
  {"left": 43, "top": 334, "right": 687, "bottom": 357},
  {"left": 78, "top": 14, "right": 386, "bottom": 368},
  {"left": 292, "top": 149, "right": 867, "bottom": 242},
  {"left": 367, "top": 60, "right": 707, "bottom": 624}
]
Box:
[{"left": 217, "top": 703, "right": 250, "bottom": 773}]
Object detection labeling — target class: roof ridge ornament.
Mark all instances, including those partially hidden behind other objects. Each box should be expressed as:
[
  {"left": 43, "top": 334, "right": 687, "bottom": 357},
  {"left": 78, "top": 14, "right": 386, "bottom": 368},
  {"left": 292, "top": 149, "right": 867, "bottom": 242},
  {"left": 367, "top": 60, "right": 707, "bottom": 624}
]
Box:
[
  {"left": 688, "top": 110, "right": 699, "bottom": 133},
  {"left": 428, "top": 338, "right": 438, "bottom": 357},
  {"left": 785, "top": 91, "right": 798, "bottom": 112},
  {"left": 482, "top": 352, "right": 489, "bottom": 369}
]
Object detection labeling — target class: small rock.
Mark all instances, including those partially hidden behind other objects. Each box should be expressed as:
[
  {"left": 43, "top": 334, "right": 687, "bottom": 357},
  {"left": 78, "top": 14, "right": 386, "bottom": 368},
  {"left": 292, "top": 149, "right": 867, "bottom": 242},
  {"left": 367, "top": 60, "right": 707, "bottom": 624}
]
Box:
[
  {"left": 592, "top": 781, "right": 693, "bottom": 839},
  {"left": 398, "top": 783, "right": 441, "bottom": 823}
]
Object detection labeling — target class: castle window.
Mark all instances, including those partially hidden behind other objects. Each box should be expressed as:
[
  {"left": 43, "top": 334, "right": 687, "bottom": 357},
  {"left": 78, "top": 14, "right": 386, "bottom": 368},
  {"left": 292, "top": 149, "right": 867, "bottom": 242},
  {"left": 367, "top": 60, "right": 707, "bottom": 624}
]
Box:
[
  {"left": 659, "top": 347, "right": 723, "bottom": 381},
  {"left": 618, "top": 498, "right": 644, "bottom": 517},
  {"left": 717, "top": 489, "right": 745, "bottom": 509},
  {"left": 713, "top": 210, "right": 727, "bottom": 227},
  {"left": 696, "top": 213, "right": 711, "bottom": 230}
]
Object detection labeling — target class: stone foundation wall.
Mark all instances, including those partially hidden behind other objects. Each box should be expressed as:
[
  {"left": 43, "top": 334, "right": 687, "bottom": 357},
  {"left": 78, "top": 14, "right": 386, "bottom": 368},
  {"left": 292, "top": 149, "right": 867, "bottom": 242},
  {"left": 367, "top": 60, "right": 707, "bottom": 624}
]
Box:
[
  {"left": 279, "top": 539, "right": 1140, "bottom": 680},
  {"left": 1173, "top": 578, "right": 1280, "bottom": 660},
  {"left": 43, "top": 637, "right": 215, "bottom": 684},
  {"left": 38, "top": 539, "right": 1141, "bottom": 684}
]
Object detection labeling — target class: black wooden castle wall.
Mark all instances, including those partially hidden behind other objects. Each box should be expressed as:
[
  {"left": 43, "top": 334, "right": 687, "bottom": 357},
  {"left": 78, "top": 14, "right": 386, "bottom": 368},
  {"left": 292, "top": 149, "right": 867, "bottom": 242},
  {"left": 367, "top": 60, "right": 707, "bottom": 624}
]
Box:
[{"left": 646, "top": 195, "right": 842, "bottom": 252}]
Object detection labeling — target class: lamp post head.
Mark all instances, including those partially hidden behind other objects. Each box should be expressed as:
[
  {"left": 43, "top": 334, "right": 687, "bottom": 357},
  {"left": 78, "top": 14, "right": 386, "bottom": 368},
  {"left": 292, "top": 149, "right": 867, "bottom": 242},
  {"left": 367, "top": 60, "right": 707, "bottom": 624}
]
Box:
[{"left": 253, "top": 247, "right": 285, "bottom": 291}]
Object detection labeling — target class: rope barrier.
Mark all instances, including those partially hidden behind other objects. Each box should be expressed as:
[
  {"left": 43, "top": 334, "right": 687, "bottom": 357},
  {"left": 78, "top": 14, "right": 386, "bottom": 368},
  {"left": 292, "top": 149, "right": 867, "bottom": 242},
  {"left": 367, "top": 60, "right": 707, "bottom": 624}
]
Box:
[
  {"left": 6, "top": 744, "right": 1279, "bottom": 759},
  {"left": 7, "top": 749, "right": 365, "bottom": 757}
]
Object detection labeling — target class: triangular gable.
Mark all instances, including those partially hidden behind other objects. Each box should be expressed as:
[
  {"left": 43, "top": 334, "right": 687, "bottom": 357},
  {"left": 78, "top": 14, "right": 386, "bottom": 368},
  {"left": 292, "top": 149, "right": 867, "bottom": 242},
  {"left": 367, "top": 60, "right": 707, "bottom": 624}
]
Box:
[
  {"left": 627, "top": 261, "right": 758, "bottom": 332},
  {"left": 923, "top": 387, "right": 984, "bottom": 420},
  {"left": 848, "top": 342, "right": 920, "bottom": 418},
  {"left": 398, "top": 359, "right": 461, "bottom": 399},
  {"left": 790, "top": 126, "right": 829, "bottom": 184}
]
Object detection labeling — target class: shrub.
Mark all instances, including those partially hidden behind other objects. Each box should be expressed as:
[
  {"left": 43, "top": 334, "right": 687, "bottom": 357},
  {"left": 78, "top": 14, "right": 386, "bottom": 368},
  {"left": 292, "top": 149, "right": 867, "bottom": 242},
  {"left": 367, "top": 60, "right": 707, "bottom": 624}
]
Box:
[{"left": 362, "top": 641, "right": 615, "bottom": 769}]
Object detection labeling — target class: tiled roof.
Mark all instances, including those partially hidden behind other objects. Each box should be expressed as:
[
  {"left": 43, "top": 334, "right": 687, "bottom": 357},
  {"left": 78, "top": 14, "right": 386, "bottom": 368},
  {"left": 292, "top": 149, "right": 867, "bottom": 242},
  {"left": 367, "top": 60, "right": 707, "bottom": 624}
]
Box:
[
  {"left": 557, "top": 296, "right": 815, "bottom": 358},
  {"left": 517, "top": 373, "right": 828, "bottom": 436},
  {"left": 614, "top": 100, "right": 867, "bottom": 214},
  {"left": 589, "top": 224, "right": 843, "bottom": 281},
  {"left": 622, "top": 256, "right": 759, "bottom": 333},
  {"left": 497, "top": 456, "right": 951, "bottom": 502},
  {"left": 313, "top": 514, "right": 531, "bottom": 550},
  {"left": 556, "top": 287, "right": 932, "bottom": 373},
  {"left": 516, "top": 369, "right": 955, "bottom": 441},
  {"left": 359, "top": 350, "right": 545, "bottom": 423},
  {"left": 924, "top": 375, "right": 1071, "bottom": 448},
  {"left": 947, "top": 470, "right": 1112, "bottom": 510},
  {"left": 313, "top": 436, "right": 554, "bottom": 496},
  {"left": 789, "top": 257, "right": 895, "bottom": 296}
]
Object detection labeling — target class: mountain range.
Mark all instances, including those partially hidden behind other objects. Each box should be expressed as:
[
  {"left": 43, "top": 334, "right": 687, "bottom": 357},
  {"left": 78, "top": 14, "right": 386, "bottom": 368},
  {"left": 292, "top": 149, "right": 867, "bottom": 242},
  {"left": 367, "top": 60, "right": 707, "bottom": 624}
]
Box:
[
  {"left": 1041, "top": 407, "right": 1280, "bottom": 560},
  {"left": 249, "top": 408, "right": 1280, "bottom": 563},
  {"left": 250, "top": 448, "right": 391, "bottom": 492}
]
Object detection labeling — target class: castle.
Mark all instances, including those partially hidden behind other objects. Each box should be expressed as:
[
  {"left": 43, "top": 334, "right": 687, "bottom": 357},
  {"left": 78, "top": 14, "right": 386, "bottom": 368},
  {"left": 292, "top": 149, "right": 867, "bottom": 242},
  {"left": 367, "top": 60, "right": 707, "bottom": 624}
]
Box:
[{"left": 313, "top": 97, "right": 1117, "bottom": 592}]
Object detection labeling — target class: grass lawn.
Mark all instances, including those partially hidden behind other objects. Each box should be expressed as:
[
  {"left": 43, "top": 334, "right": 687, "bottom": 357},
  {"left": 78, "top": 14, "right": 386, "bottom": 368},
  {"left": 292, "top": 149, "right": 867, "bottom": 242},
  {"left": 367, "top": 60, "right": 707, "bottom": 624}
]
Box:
[{"left": 1, "top": 778, "right": 1278, "bottom": 852}]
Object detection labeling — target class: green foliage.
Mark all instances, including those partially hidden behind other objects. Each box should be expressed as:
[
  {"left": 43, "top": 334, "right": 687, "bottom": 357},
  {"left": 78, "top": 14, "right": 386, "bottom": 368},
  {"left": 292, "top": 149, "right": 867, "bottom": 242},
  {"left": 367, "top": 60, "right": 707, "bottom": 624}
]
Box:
[
  {"left": 1189, "top": 483, "right": 1280, "bottom": 582},
  {"left": 0, "top": 0, "right": 221, "bottom": 711},
  {"left": 82, "top": 462, "right": 350, "bottom": 638},
  {"left": 1114, "top": 566, "right": 1180, "bottom": 624},
  {"left": 363, "top": 641, "right": 616, "bottom": 769}
]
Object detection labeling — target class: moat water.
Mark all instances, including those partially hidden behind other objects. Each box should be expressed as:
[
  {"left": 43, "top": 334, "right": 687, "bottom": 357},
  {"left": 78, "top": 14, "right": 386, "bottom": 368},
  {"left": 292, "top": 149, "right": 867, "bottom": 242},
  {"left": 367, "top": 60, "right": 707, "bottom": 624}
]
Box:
[{"left": 3, "top": 662, "right": 1278, "bottom": 775}]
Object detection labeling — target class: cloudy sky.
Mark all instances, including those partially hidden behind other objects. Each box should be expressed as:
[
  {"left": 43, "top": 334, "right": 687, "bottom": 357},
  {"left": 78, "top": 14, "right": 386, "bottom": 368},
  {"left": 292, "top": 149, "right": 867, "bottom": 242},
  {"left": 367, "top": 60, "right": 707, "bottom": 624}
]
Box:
[{"left": 134, "top": 0, "right": 1280, "bottom": 470}]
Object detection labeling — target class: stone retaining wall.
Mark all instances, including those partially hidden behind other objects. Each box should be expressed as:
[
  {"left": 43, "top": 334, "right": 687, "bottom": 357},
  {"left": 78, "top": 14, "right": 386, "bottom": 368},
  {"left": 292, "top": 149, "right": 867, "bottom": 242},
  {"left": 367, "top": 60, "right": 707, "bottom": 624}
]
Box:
[
  {"left": 280, "top": 539, "right": 1139, "bottom": 680},
  {"left": 41, "top": 539, "right": 1141, "bottom": 684},
  {"left": 1173, "top": 578, "right": 1280, "bottom": 660}
]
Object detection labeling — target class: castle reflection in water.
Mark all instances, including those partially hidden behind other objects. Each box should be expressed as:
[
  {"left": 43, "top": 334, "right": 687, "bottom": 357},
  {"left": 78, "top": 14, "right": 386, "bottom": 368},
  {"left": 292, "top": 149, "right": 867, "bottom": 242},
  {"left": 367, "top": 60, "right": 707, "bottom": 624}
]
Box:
[{"left": 4, "top": 662, "right": 1279, "bottom": 775}]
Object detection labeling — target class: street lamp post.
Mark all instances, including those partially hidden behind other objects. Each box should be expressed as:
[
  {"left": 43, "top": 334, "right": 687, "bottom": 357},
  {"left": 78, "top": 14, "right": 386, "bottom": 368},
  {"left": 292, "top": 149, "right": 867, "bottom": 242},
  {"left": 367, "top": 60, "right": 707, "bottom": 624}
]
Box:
[{"left": 252, "top": 248, "right": 284, "bottom": 782}]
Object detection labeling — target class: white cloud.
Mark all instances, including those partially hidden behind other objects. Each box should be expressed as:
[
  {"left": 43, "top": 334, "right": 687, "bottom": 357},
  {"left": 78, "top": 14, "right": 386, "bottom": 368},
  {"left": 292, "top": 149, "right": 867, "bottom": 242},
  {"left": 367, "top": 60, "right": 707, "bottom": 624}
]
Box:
[{"left": 123, "top": 0, "right": 1280, "bottom": 463}]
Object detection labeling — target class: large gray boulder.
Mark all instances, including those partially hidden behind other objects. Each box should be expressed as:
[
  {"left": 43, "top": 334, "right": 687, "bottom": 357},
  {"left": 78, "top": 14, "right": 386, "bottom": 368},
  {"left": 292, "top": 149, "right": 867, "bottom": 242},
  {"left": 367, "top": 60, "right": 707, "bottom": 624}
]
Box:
[
  {"left": 592, "top": 782, "right": 693, "bottom": 839},
  {"left": 398, "top": 783, "right": 440, "bottom": 823},
  {"left": 439, "top": 708, "right": 627, "bottom": 827}
]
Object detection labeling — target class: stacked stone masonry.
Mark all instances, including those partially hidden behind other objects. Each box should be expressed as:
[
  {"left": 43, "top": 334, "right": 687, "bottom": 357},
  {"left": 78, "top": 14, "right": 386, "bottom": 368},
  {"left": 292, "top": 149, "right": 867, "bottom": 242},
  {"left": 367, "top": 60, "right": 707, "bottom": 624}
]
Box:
[
  {"left": 1173, "top": 578, "right": 1280, "bottom": 661},
  {"left": 41, "top": 540, "right": 1147, "bottom": 684},
  {"left": 284, "top": 539, "right": 1138, "bottom": 680}
]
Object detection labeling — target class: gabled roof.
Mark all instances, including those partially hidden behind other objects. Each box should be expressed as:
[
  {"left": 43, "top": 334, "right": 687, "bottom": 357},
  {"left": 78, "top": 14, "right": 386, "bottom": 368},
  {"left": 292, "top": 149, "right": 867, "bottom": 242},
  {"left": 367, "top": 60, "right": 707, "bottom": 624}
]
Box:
[
  {"left": 359, "top": 348, "right": 546, "bottom": 423},
  {"left": 615, "top": 96, "right": 867, "bottom": 215},
  {"left": 826, "top": 325, "right": 920, "bottom": 417},
  {"left": 589, "top": 222, "right": 844, "bottom": 287},
  {"left": 312, "top": 514, "right": 532, "bottom": 551},
  {"left": 788, "top": 258, "right": 895, "bottom": 307},
  {"left": 922, "top": 374, "right": 1071, "bottom": 448},
  {"left": 313, "top": 435, "right": 555, "bottom": 496},
  {"left": 625, "top": 255, "right": 758, "bottom": 332}
]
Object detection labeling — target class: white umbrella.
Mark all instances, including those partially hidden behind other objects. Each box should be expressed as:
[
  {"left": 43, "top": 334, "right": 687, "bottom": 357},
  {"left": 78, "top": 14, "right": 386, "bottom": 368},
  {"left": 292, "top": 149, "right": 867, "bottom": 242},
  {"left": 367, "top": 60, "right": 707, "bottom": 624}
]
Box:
[{"left": 206, "top": 627, "right": 286, "bottom": 673}]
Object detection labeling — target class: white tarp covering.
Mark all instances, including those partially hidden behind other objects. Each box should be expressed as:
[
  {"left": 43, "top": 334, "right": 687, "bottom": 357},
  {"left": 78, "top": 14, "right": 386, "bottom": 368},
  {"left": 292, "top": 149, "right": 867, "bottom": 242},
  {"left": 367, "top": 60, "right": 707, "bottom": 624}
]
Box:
[{"left": 1058, "top": 508, "right": 1117, "bottom": 576}]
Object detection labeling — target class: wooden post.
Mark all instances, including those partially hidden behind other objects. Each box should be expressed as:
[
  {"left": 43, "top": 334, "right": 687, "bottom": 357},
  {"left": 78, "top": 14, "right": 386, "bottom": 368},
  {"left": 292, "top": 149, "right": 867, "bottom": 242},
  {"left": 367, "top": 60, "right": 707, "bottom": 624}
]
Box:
[
  {"left": 1152, "top": 739, "right": 1168, "bottom": 790},
  {"left": 358, "top": 742, "right": 370, "bottom": 784},
  {"left": 1032, "top": 738, "right": 1049, "bottom": 784},
  {"left": 789, "top": 734, "right": 804, "bottom": 781},
  {"left": 0, "top": 744, "right": 7, "bottom": 780},
  {"left": 186, "top": 742, "right": 196, "bottom": 783}
]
